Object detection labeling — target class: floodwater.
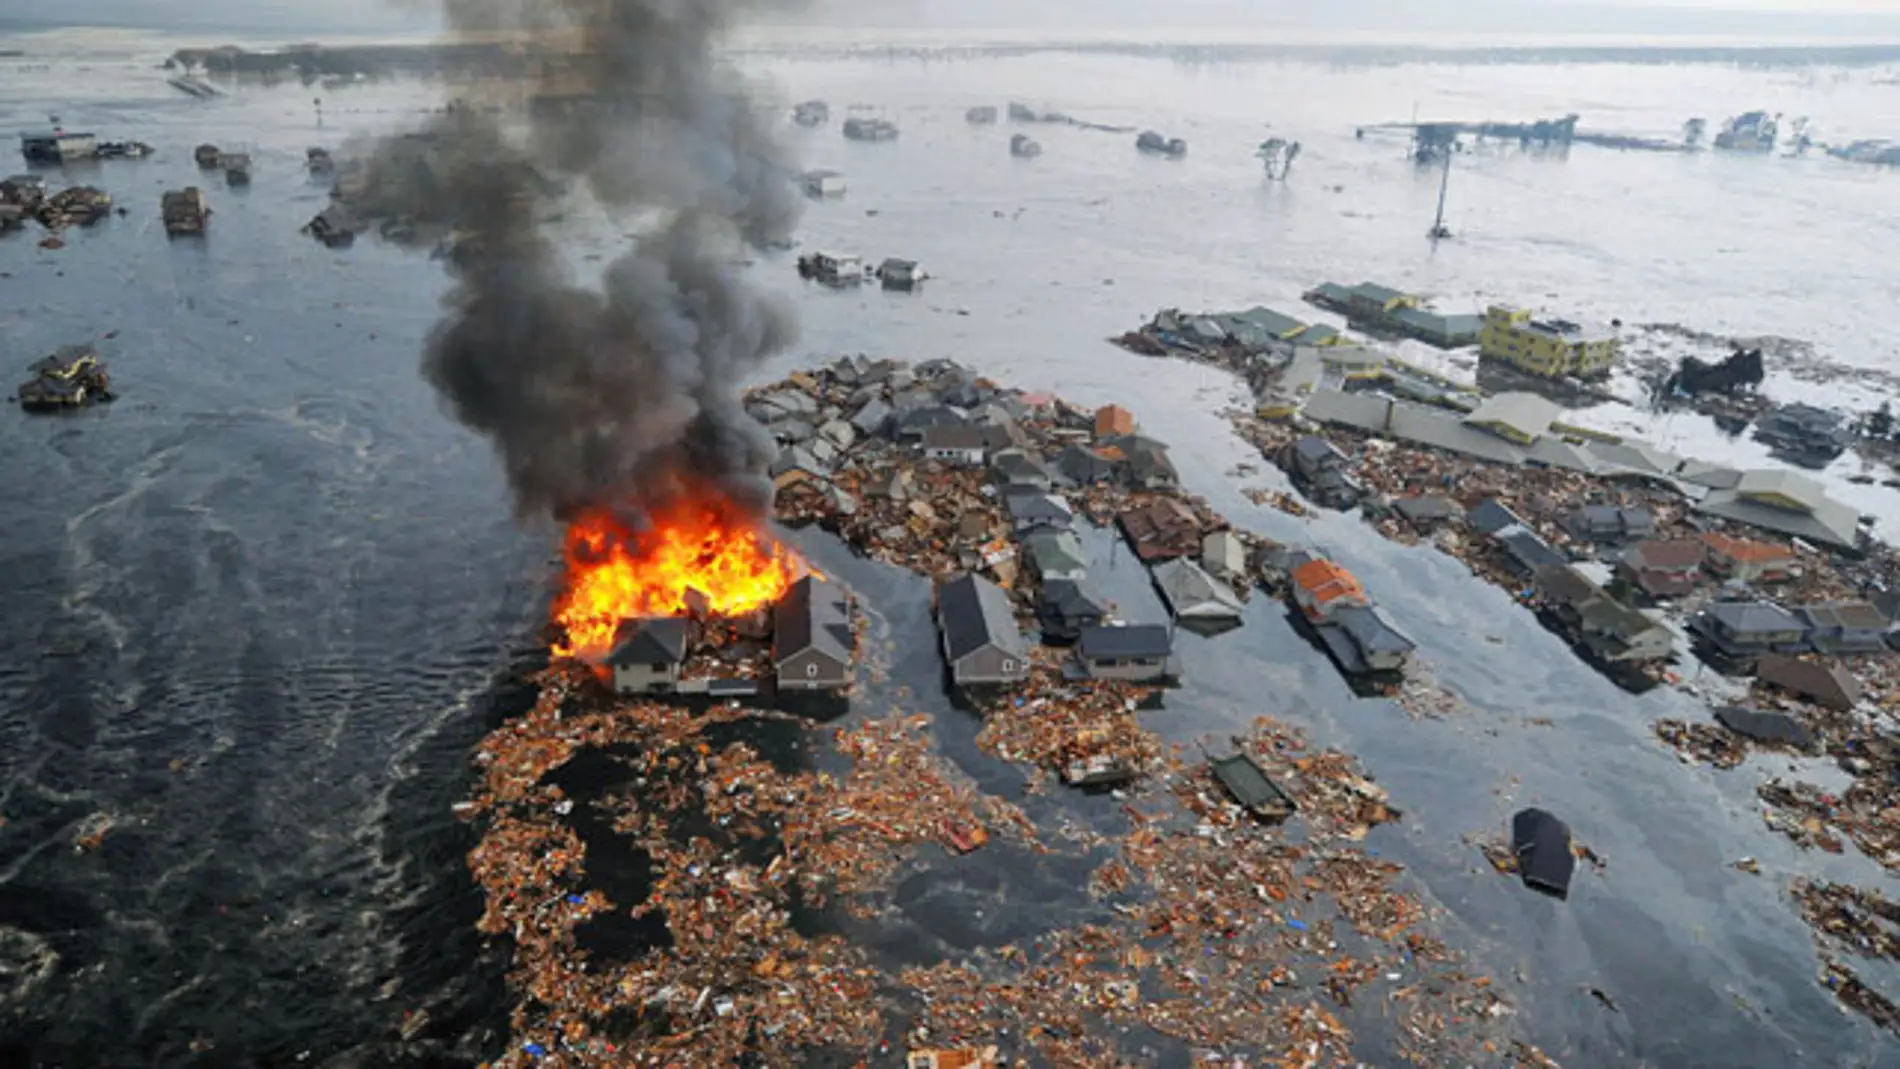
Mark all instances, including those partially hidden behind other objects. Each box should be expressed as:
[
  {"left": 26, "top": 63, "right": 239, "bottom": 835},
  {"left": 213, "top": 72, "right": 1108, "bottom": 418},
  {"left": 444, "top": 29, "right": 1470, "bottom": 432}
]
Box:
[{"left": 2, "top": 29, "right": 1898, "bottom": 1068}]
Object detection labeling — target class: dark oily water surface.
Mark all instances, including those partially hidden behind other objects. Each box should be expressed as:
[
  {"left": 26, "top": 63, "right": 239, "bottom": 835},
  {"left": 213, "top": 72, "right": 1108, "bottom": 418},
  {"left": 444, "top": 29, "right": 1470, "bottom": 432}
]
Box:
[{"left": 1, "top": 37, "right": 1896, "bottom": 1068}]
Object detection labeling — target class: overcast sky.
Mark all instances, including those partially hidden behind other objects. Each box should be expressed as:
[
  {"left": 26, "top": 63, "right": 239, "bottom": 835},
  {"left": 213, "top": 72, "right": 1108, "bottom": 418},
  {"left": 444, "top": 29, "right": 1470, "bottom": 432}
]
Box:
[{"left": 7, "top": 0, "right": 1900, "bottom": 36}]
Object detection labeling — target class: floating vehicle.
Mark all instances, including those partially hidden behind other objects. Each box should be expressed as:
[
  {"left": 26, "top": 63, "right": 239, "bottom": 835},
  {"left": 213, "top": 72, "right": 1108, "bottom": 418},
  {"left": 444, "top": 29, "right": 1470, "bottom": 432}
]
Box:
[
  {"left": 160, "top": 187, "right": 209, "bottom": 236},
  {"left": 792, "top": 100, "right": 829, "bottom": 127},
  {"left": 842, "top": 117, "right": 898, "bottom": 142},
  {"left": 1135, "top": 130, "right": 1187, "bottom": 158},
  {"left": 193, "top": 143, "right": 221, "bottom": 169},
  {"left": 16, "top": 345, "right": 113, "bottom": 411},
  {"left": 1009, "top": 133, "right": 1041, "bottom": 158},
  {"left": 796, "top": 251, "right": 864, "bottom": 287},
  {"left": 965, "top": 105, "right": 998, "bottom": 124},
  {"left": 1714, "top": 111, "right": 1778, "bottom": 153},
  {"left": 1208, "top": 743, "right": 1297, "bottom": 822},
  {"left": 304, "top": 208, "right": 356, "bottom": 248}
]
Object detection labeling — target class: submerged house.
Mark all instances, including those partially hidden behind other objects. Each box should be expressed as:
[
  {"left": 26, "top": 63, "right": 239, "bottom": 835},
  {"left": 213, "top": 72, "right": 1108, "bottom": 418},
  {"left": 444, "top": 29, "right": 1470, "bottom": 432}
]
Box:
[
  {"left": 1072, "top": 624, "right": 1177, "bottom": 682},
  {"left": 1152, "top": 558, "right": 1244, "bottom": 623},
  {"left": 1318, "top": 605, "right": 1416, "bottom": 674},
  {"left": 1797, "top": 601, "right": 1891, "bottom": 655},
  {"left": 1290, "top": 557, "right": 1368, "bottom": 622},
  {"left": 937, "top": 573, "right": 1030, "bottom": 686},
  {"left": 773, "top": 576, "right": 854, "bottom": 691},
  {"left": 1533, "top": 565, "right": 1674, "bottom": 663},
  {"left": 1753, "top": 403, "right": 1852, "bottom": 467},
  {"left": 1024, "top": 528, "right": 1089, "bottom": 584},
  {"left": 1038, "top": 579, "right": 1111, "bottom": 643},
  {"left": 1201, "top": 529, "right": 1248, "bottom": 585},
  {"left": 1563, "top": 504, "right": 1657, "bottom": 546},
  {"left": 1689, "top": 600, "right": 1808, "bottom": 663},
  {"left": 1285, "top": 435, "right": 1363, "bottom": 509},
  {"left": 609, "top": 617, "right": 690, "bottom": 695},
  {"left": 1007, "top": 491, "right": 1074, "bottom": 533}
]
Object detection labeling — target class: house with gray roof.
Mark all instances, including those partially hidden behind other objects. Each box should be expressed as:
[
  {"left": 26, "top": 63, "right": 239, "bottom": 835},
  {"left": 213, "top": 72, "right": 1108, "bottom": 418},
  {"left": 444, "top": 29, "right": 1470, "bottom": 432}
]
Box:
[
  {"left": 1024, "top": 528, "right": 1089, "bottom": 583},
  {"left": 1757, "top": 653, "right": 1861, "bottom": 712},
  {"left": 1797, "top": 601, "right": 1891, "bottom": 655},
  {"left": 1563, "top": 504, "right": 1656, "bottom": 545},
  {"left": 937, "top": 573, "right": 1030, "bottom": 685},
  {"left": 1038, "top": 579, "right": 1112, "bottom": 643},
  {"left": 1467, "top": 498, "right": 1525, "bottom": 537},
  {"left": 1059, "top": 443, "right": 1122, "bottom": 486},
  {"left": 609, "top": 617, "right": 690, "bottom": 695},
  {"left": 1693, "top": 469, "right": 1862, "bottom": 550},
  {"left": 992, "top": 449, "right": 1057, "bottom": 492},
  {"left": 1072, "top": 624, "right": 1179, "bottom": 682},
  {"left": 774, "top": 576, "right": 854, "bottom": 691},
  {"left": 1464, "top": 392, "right": 1562, "bottom": 445},
  {"left": 1319, "top": 605, "right": 1416, "bottom": 674},
  {"left": 1007, "top": 491, "right": 1074, "bottom": 533},
  {"left": 1690, "top": 600, "right": 1809, "bottom": 663},
  {"left": 1494, "top": 525, "right": 1567, "bottom": 577},
  {"left": 1152, "top": 558, "right": 1244, "bottom": 623},
  {"left": 922, "top": 424, "right": 989, "bottom": 465}
]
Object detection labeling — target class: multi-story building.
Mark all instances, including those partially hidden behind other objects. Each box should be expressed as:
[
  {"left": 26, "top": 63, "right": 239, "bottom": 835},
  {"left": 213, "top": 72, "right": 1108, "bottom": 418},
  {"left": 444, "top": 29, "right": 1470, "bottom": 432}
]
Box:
[{"left": 1479, "top": 305, "right": 1620, "bottom": 380}]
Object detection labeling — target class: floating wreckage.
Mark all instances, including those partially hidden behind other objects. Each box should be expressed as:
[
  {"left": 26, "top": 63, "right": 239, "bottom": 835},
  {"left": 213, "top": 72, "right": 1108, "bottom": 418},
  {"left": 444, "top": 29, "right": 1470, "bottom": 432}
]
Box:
[
  {"left": 16, "top": 345, "right": 113, "bottom": 411},
  {"left": 792, "top": 100, "right": 829, "bottom": 127},
  {"left": 18, "top": 129, "right": 149, "bottom": 163},
  {"left": 193, "top": 143, "right": 222, "bottom": 169},
  {"left": 1009, "top": 133, "right": 1041, "bottom": 158},
  {"left": 1136, "top": 130, "right": 1187, "bottom": 158},
  {"left": 842, "top": 117, "right": 898, "bottom": 142},
  {"left": 1008, "top": 101, "right": 1133, "bottom": 134},
  {"left": 305, "top": 147, "right": 334, "bottom": 174},
  {"left": 965, "top": 105, "right": 997, "bottom": 124},
  {"left": 1715, "top": 111, "right": 1778, "bottom": 153},
  {"left": 160, "top": 187, "right": 209, "bottom": 236}
]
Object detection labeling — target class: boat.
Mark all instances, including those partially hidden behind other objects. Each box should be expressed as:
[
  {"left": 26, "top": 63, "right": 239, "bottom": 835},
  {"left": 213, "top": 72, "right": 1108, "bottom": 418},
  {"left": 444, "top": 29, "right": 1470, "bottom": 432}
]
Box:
[{"left": 1208, "top": 744, "right": 1297, "bottom": 822}]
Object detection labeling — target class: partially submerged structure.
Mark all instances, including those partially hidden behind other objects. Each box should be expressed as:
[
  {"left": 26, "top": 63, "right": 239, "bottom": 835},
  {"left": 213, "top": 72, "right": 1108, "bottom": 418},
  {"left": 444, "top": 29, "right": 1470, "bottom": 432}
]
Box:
[
  {"left": 797, "top": 251, "right": 863, "bottom": 288},
  {"left": 160, "top": 187, "right": 209, "bottom": 237},
  {"left": 1304, "top": 281, "right": 1483, "bottom": 349},
  {"left": 1151, "top": 558, "right": 1244, "bottom": 624},
  {"left": 936, "top": 572, "right": 1030, "bottom": 686},
  {"left": 608, "top": 617, "right": 690, "bottom": 696},
  {"left": 877, "top": 258, "right": 925, "bottom": 291},
  {"left": 801, "top": 169, "right": 846, "bottom": 198},
  {"left": 1752, "top": 403, "right": 1852, "bottom": 468},
  {"left": 1070, "top": 624, "right": 1177, "bottom": 682},
  {"left": 773, "top": 576, "right": 855, "bottom": 691},
  {"left": 1009, "top": 133, "right": 1042, "bottom": 158},
  {"left": 1209, "top": 746, "right": 1296, "bottom": 822},
  {"left": 219, "top": 152, "right": 252, "bottom": 187},
  {"left": 19, "top": 130, "right": 97, "bottom": 164}
]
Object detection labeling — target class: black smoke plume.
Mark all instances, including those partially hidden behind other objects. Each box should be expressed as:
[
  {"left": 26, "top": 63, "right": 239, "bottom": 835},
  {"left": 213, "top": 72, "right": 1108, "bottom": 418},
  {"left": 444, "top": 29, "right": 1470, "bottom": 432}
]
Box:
[{"left": 356, "top": 0, "right": 804, "bottom": 521}]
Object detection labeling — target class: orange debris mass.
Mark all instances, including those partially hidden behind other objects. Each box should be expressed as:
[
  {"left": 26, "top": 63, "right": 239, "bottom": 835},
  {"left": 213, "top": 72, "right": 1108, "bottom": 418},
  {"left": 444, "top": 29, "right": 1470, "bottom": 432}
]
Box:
[{"left": 552, "top": 496, "right": 800, "bottom": 660}]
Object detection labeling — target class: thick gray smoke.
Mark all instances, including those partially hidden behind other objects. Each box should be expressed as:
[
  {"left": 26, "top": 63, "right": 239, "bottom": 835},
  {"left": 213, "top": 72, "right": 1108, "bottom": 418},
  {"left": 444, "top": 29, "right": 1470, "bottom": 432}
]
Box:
[{"left": 361, "top": 0, "right": 804, "bottom": 521}]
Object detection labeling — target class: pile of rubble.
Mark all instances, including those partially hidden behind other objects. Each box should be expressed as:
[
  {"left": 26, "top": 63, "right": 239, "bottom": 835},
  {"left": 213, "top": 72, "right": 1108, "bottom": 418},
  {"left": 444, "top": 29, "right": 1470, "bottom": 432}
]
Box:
[
  {"left": 974, "top": 653, "right": 1162, "bottom": 786},
  {"left": 34, "top": 186, "right": 114, "bottom": 229},
  {"left": 1652, "top": 718, "right": 1751, "bottom": 769}
]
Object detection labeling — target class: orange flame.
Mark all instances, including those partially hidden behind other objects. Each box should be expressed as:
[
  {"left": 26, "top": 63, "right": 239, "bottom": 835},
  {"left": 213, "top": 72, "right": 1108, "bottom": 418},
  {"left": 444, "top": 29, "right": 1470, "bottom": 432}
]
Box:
[{"left": 551, "top": 497, "right": 800, "bottom": 660}]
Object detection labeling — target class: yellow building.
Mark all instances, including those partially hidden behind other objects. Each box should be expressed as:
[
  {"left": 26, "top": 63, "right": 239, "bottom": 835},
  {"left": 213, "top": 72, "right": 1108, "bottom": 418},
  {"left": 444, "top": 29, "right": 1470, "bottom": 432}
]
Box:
[{"left": 1479, "top": 305, "right": 1620, "bottom": 380}]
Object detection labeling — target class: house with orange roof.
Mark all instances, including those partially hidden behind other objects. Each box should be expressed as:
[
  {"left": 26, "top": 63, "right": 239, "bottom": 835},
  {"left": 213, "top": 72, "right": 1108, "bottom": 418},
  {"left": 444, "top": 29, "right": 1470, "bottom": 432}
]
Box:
[
  {"left": 1702, "top": 532, "right": 1799, "bottom": 584},
  {"left": 1094, "top": 404, "right": 1136, "bottom": 439},
  {"left": 1290, "top": 557, "right": 1369, "bottom": 622}
]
